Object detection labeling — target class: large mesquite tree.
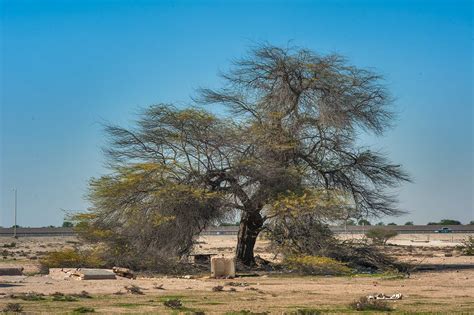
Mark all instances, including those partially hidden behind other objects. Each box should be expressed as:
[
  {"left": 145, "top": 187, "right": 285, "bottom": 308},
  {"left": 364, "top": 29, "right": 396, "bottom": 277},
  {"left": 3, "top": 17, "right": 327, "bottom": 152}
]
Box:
[{"left": 85, "top": 44, "right": 410, "bottom": 266}]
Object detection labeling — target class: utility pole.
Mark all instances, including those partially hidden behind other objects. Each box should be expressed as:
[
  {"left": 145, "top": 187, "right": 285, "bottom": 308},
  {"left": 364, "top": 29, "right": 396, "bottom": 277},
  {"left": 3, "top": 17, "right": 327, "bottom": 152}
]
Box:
[{"left": 13, "top": 188, "right": 17, "bottom": 238}]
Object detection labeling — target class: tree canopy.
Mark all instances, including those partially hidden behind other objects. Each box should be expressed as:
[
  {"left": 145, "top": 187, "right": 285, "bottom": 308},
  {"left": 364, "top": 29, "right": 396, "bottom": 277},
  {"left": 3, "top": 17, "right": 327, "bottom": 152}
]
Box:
[{"left": 79, "top": 44, "right": 410, "bottom": 267}]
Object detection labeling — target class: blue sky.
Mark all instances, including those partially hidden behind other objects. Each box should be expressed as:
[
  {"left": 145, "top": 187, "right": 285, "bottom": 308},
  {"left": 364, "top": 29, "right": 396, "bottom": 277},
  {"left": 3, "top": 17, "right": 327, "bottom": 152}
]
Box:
[{"left": 1, "top": 0, "right": 472, "bottom": 227}]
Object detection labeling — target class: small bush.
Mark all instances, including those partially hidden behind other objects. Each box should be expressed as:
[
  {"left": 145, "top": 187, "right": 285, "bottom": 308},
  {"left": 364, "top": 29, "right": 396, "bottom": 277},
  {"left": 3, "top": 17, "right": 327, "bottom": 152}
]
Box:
[
  {"left": 51, "top": 292, "right": 78, "bottom": 302},
  {"left": 10, "top": 292, "right": 45, "bottom": 301},
  {"left": 73, "top": 307, "right": 95, "bottom": 313},
  {"left": 163, "top": 298, "right": 183, "bottom": 309},
  {"left": 72, "top": 291, "right": 93, "bottom": 299},
  {"left": 125, "top": 285, "right": 144, "bottom": 295},
  {"left": 2, "top": 303, "right": 23, "bottom": 312},
  {"left": 3, "top": 242, "right": 16, "bottom": 248},
  {"left": 39, "top": 248, "right": 106, "bottom": 269},
  {"left": 349, "top": 296, "right": 393, "bottom": 311},
  {"left": 285, "top": 256, "right": 351, "bottom": 275},
  {"left": 461, "top": 236, "right": 474, "bottom": 256},
  {"left": 212, "top": 285, "right": 224, "bottom": 292},
  {"left": 366, "top": 228, "right": 398, "bottom": 245}
]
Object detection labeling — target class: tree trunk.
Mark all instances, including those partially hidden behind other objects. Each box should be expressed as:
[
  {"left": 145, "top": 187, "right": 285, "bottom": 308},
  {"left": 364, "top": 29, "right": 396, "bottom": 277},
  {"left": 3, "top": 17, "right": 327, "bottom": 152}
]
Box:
[{"left": 235, "top": 211, "right": 264, "bottom": 265}]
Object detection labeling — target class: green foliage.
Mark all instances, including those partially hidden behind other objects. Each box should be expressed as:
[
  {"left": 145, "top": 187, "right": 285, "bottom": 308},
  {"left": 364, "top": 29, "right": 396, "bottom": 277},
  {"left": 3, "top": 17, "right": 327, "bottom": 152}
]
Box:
[
  {"left": 404, "top": 221, "right": 414, "bottom": 225},
  {"left": 358, "top": 219, "right": 371, "bottom": 226},
  {"left": 219, "top": 222, "right": 239, "bottom": 226},
  {"left": 268, "top": 207, "right": 402, "bottom": 272},
  {"left": 39, "top": 248, "right": 106, "bottom": 269},
  {"left": 83, "top": 44, "right": 410, "bottom": 267},
  {"left": 346, "top": 219, "right": 356, "bottom": 226},
  {"left": 285, "top": 255, "right": 351, "bottom": 275},
  {"left": 2, "top": 242, "right": 16, "bottom": 248},
  {"left": 51, "top": 292, "right": 78, "bottom": 302},
  {"left": 387, "top": 222, "right": 397, "bottom": 226},
  {"left": 461, "top": 236, "right": 474, "bottom": 256},
  {"left": 366, "top": 227, "right": 398, "bottom": 245},
  {"left": 163, "top": 298, "right": 183, "bottom": 309},
  {"left": 428, "top": 219, "right": 462, "bottom": 225},
  {"left": 10, "top": 292, "right": 45, "bottom": 301},
  {"left": 62, "top": 221, "right": 74, "bottom": 228},
  {"left": 349, "top": 296, "right": 392, "bottom": 311},
  {"left": 75, "top": 162, "right": 228, "bottom": 269}
]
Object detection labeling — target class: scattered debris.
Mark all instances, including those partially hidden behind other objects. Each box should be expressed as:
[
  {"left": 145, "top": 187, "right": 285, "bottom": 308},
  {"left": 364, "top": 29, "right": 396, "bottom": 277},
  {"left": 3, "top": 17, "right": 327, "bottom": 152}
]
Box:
[
  {"left": 48, "top": 268, "right": 76, "bottom": 280},
  {"left": 212, "top": 285, "right": 224, "bottom": 292},
  {"left": 153, "top": 283, "right": 165, "bottom": 290},
  {"left": 229, "top": 287, "right": 237, "bottom": 292},
  {"left": 367, "top": 293, "right": 402, "bottom": 300},
  {"left": 125, "top": 285, "right": 144, "bottom": 295},
  {"left": 112, "top": 267, "right": 135, "bottom": 279},
  {"left": 350, "top": 296, "right": 393, "bottom": 311},
  {"left": 163, "top": 298, "right": 183, "bottom": 309},
  {"left": 226, "top": 281, "right": 250, "bottom": 287}
]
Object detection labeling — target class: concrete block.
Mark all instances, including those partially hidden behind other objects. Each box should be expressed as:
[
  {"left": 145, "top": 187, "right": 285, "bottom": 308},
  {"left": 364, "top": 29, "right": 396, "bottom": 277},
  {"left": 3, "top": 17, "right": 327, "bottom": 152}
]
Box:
[
  {"left": 73, "top": 268, "right": 116, "bottom": 280},
  {"left": 0, "top": 267, "right": 23, "bottom": 276},
  {"left": 211, "top": 257, "right": 235, "bottom": 278}
]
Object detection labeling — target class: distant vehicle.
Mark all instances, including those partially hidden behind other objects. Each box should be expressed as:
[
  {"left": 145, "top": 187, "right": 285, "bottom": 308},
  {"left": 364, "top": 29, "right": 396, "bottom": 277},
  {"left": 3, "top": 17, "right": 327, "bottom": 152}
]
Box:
[{"left": 434, "top": 227, "right": 453, "bottom": 233}]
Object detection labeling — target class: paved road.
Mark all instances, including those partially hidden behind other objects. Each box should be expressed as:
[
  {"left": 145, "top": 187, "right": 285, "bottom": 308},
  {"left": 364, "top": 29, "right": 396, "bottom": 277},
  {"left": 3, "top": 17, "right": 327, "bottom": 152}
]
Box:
[{"left": 1, "top": 225, "right": 473, "bottom": 237}]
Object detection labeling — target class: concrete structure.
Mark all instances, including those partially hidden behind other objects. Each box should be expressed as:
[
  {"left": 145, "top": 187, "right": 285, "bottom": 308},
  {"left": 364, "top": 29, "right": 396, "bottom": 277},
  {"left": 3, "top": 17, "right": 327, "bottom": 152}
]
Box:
[{"left": 211, "top": 257, "right": 235, "bottom": 278}]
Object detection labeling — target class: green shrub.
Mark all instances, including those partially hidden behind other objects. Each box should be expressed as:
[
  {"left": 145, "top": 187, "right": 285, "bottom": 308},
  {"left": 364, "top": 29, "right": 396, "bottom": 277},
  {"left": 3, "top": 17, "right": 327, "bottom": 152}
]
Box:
[
  {"left": 349, "top": 296, "right": 392, "bottom": 311},
  {"left": 73, "top": 307, "right": 95, "bottom": 313},
  {"left": 51, "top": 292, "right": 78, "bottom": 302},
  {"left": 2, "top": 303, "right": 23, "bottom": 313},
  {"left": 285, "top": 256, "right": 351, "bottom": 275},
  {"left": 366, "top": 227, "right": 398, "bottom": 245},
  {"left": 163, "top": 298, "right": 183, "bottom": 309},
  {"left": 461, "top": 236, "right": 474, "bottom": 256},
  {"left": 39, "top": 248, "right": 106, "bottom": 269},
  {"left": 10, "top": 292, "right": 45, "bottom": 301}
]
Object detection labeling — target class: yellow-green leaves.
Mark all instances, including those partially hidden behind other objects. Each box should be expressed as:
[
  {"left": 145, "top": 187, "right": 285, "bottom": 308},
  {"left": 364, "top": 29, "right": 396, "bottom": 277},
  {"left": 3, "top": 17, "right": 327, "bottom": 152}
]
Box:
[{"left": 271, "top": 188, "right": 352, "bottom": 220}]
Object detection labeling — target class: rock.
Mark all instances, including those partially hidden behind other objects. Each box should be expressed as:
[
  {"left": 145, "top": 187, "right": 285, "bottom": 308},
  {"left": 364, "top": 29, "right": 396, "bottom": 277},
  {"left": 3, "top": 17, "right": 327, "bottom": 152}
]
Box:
[{"left": 112, "top": 267, "right": 135, "bottom": 279}]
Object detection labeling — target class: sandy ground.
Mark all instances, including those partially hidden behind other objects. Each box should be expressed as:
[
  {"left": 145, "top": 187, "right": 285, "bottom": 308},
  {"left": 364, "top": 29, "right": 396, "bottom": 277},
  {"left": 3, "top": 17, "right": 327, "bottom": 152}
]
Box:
[{"left": 1, "top": 234, "right": 473, "bottom": 314}]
